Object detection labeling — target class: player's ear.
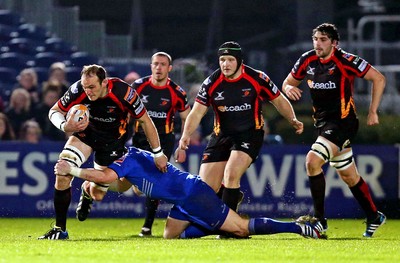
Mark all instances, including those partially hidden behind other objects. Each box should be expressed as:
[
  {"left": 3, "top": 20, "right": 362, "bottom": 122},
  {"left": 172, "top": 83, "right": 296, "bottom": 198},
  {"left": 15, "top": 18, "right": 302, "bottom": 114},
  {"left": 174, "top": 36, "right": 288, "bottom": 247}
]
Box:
[
  {"left": 168, "top": 64, "right": 173, "bottom": 73},
  {"left": 102, "top": 78, "right": 108, "bottom": 86}
]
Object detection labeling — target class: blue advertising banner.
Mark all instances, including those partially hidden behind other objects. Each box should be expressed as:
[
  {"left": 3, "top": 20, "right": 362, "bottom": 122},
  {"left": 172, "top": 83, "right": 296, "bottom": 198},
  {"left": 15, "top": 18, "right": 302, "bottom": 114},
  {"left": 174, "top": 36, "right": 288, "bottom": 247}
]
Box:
[{"left": 0, "top": 142, "right": 399, "bottom": 219}]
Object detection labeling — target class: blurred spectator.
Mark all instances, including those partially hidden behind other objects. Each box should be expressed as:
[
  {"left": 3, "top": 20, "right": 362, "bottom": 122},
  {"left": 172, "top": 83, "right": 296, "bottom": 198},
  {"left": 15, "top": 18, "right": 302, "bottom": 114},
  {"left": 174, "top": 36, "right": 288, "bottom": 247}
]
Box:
[
  {"left": 5, "top": 88, "right": 33, "bottom": 134},
  {"left": 124, "top": 71, "right": 141, "bottom": 84},
  {"left": 14, "top": 68, "right": 41, "bottom": 106},
  {"left": 44, "top": 62, "right": 69, "bottom": 94},
  {"left": 19, "top": 119, "right": 42, "bottom": 143},
  {"left": 0, "top": 112, "right": 16, "bottom": 141},
  {"left": 0, "top": 95, "right": 4, "bottom": 112},
  {"left": 34, "top": 82, "right": 65, "bottom": 141}
]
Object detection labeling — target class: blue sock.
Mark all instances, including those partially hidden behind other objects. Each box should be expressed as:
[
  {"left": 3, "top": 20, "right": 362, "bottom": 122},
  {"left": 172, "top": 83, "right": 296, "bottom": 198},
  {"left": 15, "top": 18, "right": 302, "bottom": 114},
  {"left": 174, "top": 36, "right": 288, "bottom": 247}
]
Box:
[
  {"left": 248, "top": 218, "right": 301, "bottom": 235},
  {"left": 180, "top": 224, "right": 214, "bottom": 238}
]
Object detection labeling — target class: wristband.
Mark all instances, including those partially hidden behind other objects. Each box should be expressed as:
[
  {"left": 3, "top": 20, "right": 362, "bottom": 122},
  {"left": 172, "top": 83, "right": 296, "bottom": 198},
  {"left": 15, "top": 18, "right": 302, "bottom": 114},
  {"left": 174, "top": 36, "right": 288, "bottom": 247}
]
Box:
[
  {"left": 153, "top": 150, "right": 164, "bottom": 158},
  {"left": 152, "top": 146, "right": 162, "bottom": 153},
  {"left": 60, "top": 121, "right": 66, "bottom": 132},
  {"left": 70, "top": 167, "right": 82, "bottom": 178},
  {"left": 49, "top": 109, "right": 67, "bottom": 132}
]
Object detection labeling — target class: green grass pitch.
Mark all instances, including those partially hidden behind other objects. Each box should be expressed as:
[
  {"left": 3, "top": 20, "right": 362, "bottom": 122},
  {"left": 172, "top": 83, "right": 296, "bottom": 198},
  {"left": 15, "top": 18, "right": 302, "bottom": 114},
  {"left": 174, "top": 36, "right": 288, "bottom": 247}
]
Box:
[{"left": 0, "top": 218, "right": 399, "bottom": 263}]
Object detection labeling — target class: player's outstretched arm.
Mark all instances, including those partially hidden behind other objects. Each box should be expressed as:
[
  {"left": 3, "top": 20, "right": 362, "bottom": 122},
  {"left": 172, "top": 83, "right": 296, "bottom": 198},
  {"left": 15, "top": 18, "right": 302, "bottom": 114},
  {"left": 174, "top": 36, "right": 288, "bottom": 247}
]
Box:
[{"left": 54, "top": 160, "right": 118, "bottom": 184}]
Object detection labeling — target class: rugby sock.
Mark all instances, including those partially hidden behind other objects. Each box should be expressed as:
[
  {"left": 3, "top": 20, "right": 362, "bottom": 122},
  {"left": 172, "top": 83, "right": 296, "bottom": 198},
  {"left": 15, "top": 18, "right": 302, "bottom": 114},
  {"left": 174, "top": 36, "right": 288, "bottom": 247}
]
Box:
[
  {"left": 248, "top": 218, "right": 301, "bottom": 235},
  {"left": 309, "top": 172, "right": 326, "bottom": 220},
  {"left": 143, "top": 198, "right": 160, "bottom": 229},
  {"left": 349, "top": 177, "right": 377, "bottom": 221},
  {"left": 222, "top": 187, "right": 241, "bottom": 211},
  {"left": 54, "top": 187, "right": 71, "bottom": 231},
  {"left": 216, "top": 184, "right": 225, "bottom": 199},
  {"left": 180, "top": 224, "right": 214, "bottom": 238}
]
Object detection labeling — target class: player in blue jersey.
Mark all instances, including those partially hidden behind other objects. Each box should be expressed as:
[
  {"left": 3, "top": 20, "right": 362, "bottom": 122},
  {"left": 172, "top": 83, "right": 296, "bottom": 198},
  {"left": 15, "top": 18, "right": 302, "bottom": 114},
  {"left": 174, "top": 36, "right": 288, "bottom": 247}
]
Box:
[
  {"left": 282, "top": 23, "right": 386, "bottom": 238},
  {"left": 54, "top": 146, "right": 324, "bottom": 239}
]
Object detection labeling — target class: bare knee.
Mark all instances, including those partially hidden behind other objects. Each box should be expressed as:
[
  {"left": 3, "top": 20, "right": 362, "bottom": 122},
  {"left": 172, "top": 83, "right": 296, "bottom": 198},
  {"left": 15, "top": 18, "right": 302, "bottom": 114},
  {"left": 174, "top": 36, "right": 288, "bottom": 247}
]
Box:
[{"left": 163, "top": 229, "right": 180, "bottom": 239}]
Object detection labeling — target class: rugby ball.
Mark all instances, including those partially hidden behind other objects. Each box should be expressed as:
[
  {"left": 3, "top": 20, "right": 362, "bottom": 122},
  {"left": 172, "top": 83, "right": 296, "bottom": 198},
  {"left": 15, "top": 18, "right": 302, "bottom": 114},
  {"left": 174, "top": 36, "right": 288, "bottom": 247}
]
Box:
[{"left": 66, "top": 104, "right": 89, "bottom": 122}]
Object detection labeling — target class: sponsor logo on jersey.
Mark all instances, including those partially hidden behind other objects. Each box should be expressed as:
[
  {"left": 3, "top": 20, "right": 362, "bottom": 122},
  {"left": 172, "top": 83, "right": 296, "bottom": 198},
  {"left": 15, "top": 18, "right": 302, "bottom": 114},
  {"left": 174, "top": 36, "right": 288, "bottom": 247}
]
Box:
[
  {"left": 202, "top": 77, "right": 211, "bottom": 86},
  {"left": 308, "top": 80, "right": 337, "bottom": 90},
  {"left": 324, "top": 129, "right": 333, "bottom": 135},
  {"left": 198, "top": 86, "right": 207, "bottom": 98},
  {"left": 307, "top": 66, "right": 315, "bottom": 75},
  {"left": 141, "top": 95, "right": 149, "bottom": 103},
  {"left": 92, "top": 116, "right": 116, "bottom": 122},
  {"left": 217, "top": 103, "right": 251, "bottom": 112},
  {"left": 215, "top": 91, "right": 225, "bottom": 101},
  {"left": 358, "top": 60, "right": 368, "bottom": 72},
  {"left": 134, "top": 103, "right": 145, "bottom": 115},
  {"left": 147, "top": 111, "right": 167, "bottom": 118},
  {"left": 241, "top": 142, "right": 250, "bottom": 149}
]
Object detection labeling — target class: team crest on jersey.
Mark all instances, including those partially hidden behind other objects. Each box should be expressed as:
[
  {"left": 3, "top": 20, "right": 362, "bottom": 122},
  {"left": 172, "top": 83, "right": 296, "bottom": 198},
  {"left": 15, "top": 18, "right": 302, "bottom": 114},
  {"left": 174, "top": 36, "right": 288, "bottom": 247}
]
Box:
[
  {"left": 242, "top": 88, "right": 251, "bottom": 97},
  {"left": 307, "top": 66, "right": 315, "bottom": 75},
  {"left": 160, "top": 98, "right": 170, "bottom": 106},
  {"left": 215, "top": 91, "right": 225, "bottom": 101},
  {"left": 328, "top": 65, "right": 336, "bottom": 75},
  {"left": 107, "top": 106, "right": 116, "bottom": 113}
]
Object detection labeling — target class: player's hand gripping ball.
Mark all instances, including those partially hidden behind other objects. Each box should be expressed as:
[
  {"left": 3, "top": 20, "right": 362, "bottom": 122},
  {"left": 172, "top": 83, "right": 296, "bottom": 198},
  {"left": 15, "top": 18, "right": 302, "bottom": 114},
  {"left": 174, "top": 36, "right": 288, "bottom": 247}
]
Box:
[{"left": 66, "top": 104, "right": 90, "bottom": 122}]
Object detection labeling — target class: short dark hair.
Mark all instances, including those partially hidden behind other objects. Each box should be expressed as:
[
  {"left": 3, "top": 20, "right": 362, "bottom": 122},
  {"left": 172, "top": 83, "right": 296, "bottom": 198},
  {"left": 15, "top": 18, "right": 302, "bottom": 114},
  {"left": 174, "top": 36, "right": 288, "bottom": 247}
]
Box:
[
  {"left": 313, "top": 23, "right": 340, "bottom": 42},
  {"left": 81, "top": 64, "right": 107, "bottom": 82}
]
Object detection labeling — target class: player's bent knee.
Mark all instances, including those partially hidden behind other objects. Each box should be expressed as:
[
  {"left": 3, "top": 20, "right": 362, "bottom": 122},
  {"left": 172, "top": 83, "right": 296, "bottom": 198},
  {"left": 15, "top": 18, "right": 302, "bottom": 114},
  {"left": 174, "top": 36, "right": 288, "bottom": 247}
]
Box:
[{"left": 90, "top": 182, "right": 109, "bottom": 201}]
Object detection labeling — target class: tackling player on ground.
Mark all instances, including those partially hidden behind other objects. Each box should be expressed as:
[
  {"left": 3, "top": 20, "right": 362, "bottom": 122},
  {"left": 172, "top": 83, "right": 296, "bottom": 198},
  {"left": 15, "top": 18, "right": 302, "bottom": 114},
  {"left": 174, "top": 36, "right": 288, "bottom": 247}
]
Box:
[{"left": 54, "top": 146, "right": 324, "bottom": 239}]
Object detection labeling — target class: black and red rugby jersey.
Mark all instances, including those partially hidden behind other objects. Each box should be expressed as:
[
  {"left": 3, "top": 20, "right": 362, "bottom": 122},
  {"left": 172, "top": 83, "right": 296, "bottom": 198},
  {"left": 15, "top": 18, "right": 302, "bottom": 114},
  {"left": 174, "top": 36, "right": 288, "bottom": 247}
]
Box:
[
  {"left": 58, "top": 77, "right": 146, "bottom": 141},
  {"left": 195, "top": 64, "right": 280, "bottom": 135},
  {"left": 132, "top": 76, "right": 189, "bottom": 135},
  {"left": 291, "top": 47, "right": 371, "bottom": 120}
]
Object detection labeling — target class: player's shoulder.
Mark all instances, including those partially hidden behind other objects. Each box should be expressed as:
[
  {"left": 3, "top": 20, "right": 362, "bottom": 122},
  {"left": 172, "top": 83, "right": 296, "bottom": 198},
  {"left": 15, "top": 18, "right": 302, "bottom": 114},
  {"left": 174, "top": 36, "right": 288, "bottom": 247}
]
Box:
[
  {"left": 243, "top": 65, "right": 272, "bottom": 83},
  {"left": 132, "top": 76, "right": 151, "bottom": 87},
  {"left": 201, "top": 68, "right": 221, "bottom": 88}
]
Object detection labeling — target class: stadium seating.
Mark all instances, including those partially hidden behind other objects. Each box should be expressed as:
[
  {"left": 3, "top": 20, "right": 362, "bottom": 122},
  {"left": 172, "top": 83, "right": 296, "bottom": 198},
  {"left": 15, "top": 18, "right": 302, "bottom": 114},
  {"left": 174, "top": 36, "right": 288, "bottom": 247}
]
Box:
[
  {"left": 44, "top": 37, "right": 77, "bottom": 55},
  {"left": 15, "top": 23, "right": 51, "bottom": 41},
  {"left": 0, "top": 52, "right": 33, "bottom": 72},
  {"left": 0, "top": 9, "right": 25, "bottom": 27},
  {"left": 33, "top": 66, "right": 49, "bottom": 84},
  {"left": 0, "top": 67, "right": 17, "bottom": 84},
  {"left": 34, "top": 52, "right": 67, "bottom": 68},
  {"left": 65, "top": 66, "right": 82, "bottom": 83},
  {"left": 5, "top": 37, "right": 43, "bottom": 55},
  {"left": 0, "top": 24, "right": 14, "bottom": 43},
  {"left": 69, "top": 51, "right": 98, "bottom": 67}
]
